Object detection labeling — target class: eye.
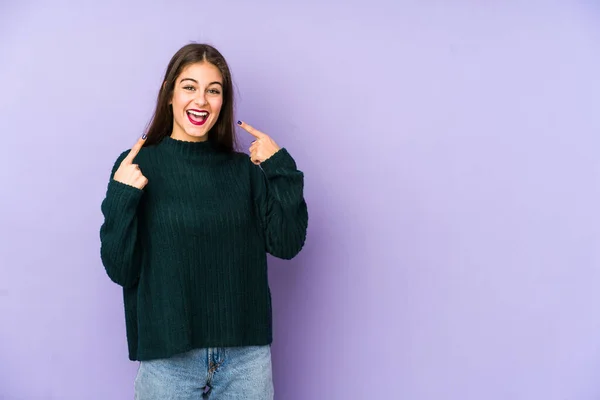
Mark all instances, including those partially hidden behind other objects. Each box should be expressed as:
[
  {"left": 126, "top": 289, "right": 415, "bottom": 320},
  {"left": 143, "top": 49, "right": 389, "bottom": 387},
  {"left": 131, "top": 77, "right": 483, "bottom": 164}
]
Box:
[
  {"left": 208, "top": 88, "right": 221, "bottom": 95},
  {"left": 183, "top": 85, "right": 196, "bottom": 91}
]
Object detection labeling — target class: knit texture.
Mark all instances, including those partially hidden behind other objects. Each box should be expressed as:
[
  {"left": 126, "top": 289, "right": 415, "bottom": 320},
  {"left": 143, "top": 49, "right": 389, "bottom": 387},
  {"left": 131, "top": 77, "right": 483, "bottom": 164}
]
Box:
[{"left": 99, "top": 136, "right": 308, "bottom": 361}]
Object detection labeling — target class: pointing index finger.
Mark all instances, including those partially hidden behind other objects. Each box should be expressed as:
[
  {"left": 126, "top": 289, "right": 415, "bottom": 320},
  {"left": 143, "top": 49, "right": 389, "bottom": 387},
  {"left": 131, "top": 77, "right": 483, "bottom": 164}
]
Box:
[
  {"left": 237, "top": 120, "right": 265, "bottom": 139},
  {"left": 122, "top": 136, "right": 146, "bottom": 165}
]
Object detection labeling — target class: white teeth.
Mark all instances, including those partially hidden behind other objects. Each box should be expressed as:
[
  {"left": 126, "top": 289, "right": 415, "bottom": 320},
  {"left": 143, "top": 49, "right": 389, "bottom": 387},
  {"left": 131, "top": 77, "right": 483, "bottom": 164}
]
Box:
[{"left": 188, "top": 110, "right": 208, "bottom": 117}]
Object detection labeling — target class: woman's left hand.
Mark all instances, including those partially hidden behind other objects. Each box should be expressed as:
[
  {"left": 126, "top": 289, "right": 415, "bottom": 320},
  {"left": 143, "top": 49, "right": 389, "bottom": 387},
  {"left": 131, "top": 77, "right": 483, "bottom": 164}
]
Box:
[{"left": 238, "top": 121, "right": 281, "bottom": 165}]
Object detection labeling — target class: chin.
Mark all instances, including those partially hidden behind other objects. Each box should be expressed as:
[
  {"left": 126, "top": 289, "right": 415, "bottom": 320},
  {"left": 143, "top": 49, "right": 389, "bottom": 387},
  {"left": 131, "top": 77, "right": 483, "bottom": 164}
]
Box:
[
  {"left": 188, "top": 120, "right": 217, "bottom": 137},
  {"left": 184, "top": 123, "right": 210, "bottom": 137}
]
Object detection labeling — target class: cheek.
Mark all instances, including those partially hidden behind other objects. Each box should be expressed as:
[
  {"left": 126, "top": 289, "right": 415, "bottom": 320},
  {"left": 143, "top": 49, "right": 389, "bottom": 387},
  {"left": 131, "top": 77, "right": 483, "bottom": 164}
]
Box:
[
  {"left": 172, "top": 92, "right": 188, "bottom": 109},
  {"left": 210, "top": 98, "right": 224, "bottom": 116}
]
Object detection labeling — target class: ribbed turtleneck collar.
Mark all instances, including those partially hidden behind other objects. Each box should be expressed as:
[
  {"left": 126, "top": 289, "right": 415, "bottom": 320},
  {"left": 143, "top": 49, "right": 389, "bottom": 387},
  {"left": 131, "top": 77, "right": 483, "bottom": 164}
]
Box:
[{"left": 160, "top": 135, "right": 218, "bottom": 157}]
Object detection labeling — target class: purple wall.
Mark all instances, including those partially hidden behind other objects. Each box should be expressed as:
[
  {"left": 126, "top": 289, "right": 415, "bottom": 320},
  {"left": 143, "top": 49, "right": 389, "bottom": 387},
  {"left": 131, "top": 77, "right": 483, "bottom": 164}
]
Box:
[{"left": 1, "top": 2, "right": 599, "bottom": 399}]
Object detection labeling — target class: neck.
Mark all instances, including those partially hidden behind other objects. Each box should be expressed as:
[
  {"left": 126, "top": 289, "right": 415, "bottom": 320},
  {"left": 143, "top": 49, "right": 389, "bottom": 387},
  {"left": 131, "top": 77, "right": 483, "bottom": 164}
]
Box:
[
  {"left": 170, "top": 130, "right": 209, "bottom": 143},
  {"left": 161, "top": 134, "right": 217, "bottom": 158}
]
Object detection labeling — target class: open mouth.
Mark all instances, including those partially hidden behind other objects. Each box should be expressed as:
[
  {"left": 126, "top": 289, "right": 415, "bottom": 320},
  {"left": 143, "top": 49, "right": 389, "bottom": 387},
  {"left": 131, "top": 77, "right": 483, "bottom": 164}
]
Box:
[{"left": 186, "top": 109, "right": 209, "bottom": 126}]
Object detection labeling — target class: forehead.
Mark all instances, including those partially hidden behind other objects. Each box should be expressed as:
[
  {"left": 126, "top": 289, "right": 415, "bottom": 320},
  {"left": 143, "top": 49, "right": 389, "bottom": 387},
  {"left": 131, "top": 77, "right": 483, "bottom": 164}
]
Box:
[{"left": 178, "top": 62, "right": 222, "bottom": 83}]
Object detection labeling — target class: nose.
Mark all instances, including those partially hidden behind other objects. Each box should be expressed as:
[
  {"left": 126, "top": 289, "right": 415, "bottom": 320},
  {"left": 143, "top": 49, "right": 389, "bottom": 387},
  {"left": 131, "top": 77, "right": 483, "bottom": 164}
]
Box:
[{"left": 194, "top": 92, "right": 208, "bottom": 107}]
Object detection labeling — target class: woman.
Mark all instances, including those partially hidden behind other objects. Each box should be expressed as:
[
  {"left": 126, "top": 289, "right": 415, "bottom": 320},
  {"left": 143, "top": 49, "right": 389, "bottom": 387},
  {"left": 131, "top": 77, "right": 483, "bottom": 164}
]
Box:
[{"left": 99, "top": 43, "right": 308, "bottom": 399}]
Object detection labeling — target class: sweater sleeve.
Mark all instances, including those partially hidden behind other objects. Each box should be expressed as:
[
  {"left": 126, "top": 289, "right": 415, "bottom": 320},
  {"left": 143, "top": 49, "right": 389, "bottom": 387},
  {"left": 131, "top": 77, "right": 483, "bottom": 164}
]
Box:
[
  {"left": 253, "top": 148, "right": 308, "bottom": 260},
  {"left": 99, "top": 151, "right": 144, "bottom": 288}
]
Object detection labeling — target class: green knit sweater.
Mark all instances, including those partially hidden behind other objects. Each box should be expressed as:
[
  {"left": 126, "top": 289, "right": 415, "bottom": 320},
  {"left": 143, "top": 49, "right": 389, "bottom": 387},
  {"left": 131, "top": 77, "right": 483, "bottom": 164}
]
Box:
[{"left": 99, "top": 136, "right": 308, "bottom": 361}]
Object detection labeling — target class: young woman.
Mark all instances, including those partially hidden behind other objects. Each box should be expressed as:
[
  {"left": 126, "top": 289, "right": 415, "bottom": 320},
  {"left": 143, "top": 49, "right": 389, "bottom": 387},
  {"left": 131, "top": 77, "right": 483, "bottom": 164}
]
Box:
[{"left": 99, "top": 43, "right": 308, "bottom": 399}]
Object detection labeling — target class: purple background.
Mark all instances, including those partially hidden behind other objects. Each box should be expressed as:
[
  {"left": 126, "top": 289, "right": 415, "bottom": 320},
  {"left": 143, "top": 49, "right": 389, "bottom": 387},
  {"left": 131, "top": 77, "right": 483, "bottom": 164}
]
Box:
[{"left": 1, "top": 1, "right": 600, "bottom": 399}]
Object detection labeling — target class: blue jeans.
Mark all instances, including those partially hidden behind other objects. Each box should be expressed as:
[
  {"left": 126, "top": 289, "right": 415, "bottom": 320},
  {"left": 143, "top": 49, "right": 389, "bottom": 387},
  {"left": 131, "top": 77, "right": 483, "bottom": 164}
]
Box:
[{"left": 134, "top": 345, "right": 274, "bottom": 399}]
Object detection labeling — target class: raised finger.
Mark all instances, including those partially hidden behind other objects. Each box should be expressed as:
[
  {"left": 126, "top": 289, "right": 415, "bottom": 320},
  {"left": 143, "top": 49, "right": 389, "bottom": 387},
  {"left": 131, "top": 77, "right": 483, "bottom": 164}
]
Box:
[
  {"left": 122, "top": 136, "right": 147, "bottom": 165},
  {"left": 237, "top": 120, "right": 265, "bottom": 139}
]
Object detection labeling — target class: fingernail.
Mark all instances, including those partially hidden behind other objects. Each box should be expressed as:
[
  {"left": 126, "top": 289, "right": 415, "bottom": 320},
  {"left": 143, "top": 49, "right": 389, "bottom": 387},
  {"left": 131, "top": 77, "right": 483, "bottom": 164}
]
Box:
[
  {"left": 142, "top": 134, "right": 147, "bottom": 139},
  {"left": 237, "top": 120, "right": 242, "bottom": 125}
]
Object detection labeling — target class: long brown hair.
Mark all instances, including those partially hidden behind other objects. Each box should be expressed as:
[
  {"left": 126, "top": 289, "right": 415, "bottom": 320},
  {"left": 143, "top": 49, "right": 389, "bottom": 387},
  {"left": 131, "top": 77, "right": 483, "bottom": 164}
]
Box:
[{"left": 143, "top": 43, "right": 237, "bottom": 152}]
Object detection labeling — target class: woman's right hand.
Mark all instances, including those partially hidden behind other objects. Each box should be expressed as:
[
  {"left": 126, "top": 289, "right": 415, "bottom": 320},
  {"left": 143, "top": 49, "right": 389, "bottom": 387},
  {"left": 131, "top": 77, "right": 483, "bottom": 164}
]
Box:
[{"left": 113, "top": 136, "right": 148, "bottom": 190}]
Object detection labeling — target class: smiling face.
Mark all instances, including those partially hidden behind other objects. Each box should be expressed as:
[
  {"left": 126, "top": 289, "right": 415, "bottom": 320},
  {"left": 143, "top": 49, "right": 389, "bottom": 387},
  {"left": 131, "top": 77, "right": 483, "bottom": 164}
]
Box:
[{"left": 169, "top": 62, "right": 224, "bottom": 142}]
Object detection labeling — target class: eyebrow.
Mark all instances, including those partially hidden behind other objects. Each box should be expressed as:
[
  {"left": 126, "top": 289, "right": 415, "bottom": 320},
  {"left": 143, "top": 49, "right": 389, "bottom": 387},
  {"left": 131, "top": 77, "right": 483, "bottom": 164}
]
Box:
[{"left": 179, "top": 78, "right": 223, "bottom": 87}]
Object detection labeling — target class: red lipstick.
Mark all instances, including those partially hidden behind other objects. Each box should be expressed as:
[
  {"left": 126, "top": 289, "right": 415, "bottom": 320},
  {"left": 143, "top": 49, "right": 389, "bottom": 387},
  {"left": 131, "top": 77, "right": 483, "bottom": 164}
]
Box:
[{"left": 186, "top": 109, "right": 210, "bottom": 126}]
